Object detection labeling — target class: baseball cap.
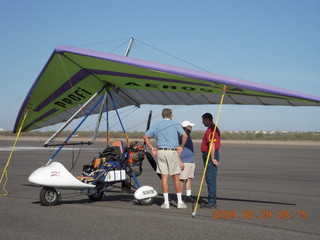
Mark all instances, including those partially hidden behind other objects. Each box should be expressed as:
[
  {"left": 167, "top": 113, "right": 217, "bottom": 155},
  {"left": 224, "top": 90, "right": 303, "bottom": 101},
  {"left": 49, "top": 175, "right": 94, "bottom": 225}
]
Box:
[{"left": 181, "top": 120, "right": 195, "bottom": 127}]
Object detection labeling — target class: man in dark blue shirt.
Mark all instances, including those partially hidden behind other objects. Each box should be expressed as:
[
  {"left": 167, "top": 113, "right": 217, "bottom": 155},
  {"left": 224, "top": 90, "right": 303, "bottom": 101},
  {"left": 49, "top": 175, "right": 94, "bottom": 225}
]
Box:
[{"left": 179, "top": 121, "right": 195, "bottom": 203}]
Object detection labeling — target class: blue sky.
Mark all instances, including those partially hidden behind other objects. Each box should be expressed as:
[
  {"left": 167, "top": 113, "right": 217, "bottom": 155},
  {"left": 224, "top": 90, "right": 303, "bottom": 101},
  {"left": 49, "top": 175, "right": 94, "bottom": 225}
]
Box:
[{"left": 1, "top": 0, "right": 319, "bottom": 132}]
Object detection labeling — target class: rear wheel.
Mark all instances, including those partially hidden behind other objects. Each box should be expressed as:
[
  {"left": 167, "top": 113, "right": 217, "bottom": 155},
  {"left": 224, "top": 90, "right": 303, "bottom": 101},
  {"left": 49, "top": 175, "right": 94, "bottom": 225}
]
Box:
[
  {"left": 39, "top": 187, "right": 61, "bottom": 206},
  {"left": 88, "top": 190, "right": 104, "bottom": 201}
]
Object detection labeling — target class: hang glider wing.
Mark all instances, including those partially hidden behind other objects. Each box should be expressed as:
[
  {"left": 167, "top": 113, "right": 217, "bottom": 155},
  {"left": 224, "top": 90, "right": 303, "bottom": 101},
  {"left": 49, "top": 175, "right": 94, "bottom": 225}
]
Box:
[{"left": 14, "top": 45, "right": 320, "bottom": 132}]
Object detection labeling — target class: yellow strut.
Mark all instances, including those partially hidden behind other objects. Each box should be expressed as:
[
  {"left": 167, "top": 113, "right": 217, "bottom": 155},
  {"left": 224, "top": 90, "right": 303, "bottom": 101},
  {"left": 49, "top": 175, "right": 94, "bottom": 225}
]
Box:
[
  {"left": 192, "top": 86, "right": 227, "bottom": 217},
  {"left": 0, "top": 109, "right": 28, "bottom": 196}
]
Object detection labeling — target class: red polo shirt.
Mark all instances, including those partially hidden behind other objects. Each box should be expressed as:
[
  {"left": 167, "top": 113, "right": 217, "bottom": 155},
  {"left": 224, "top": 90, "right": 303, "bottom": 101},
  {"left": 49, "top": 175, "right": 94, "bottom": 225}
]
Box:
[{"left": 201, "top": 125, "right": 221, "bottom": 152}]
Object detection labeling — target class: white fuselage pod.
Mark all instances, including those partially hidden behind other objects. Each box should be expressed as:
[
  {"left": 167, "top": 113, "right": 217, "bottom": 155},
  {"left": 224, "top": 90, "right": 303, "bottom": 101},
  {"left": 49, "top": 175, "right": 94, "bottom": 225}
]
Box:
[
  {"left": 28, "top": 162, "right": 96, "bottom": 189},
  {"left": 134, "top": 185, "right": 157, "bottom": 200}
]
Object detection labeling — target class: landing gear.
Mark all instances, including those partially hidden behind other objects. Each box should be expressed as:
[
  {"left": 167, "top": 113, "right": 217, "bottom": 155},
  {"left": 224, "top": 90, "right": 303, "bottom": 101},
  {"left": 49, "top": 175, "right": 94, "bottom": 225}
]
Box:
[
  {"left": 88, "top": 189, "right": 104, "bottom": 201},
  {"left": 139, "top": 197, "right": 154, "bottom": 206},
  {"left": 39, "top": 187, "right": 61, "bottom": 206}
]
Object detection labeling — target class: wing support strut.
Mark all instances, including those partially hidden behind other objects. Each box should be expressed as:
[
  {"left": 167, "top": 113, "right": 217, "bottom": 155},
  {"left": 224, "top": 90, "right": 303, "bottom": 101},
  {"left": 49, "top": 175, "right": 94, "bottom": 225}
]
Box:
[
  {"left": 43, "top": 86, "right": 106, "bottom": 147},
  {"left": 92, "top": 91, "right": 108, "bottom": 142},
  {"left": 108, "top": 90, "right": 130, "bottom": 147},
  {"left": 45, "top": 85, "right": 107, "bottom": 166}
]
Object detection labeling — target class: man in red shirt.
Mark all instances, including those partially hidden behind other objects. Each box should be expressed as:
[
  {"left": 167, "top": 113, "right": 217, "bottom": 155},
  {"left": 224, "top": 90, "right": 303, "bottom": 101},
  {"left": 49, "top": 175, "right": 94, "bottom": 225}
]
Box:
[{"left": 200, "top": 113, "right": 221, "bottom": 208}]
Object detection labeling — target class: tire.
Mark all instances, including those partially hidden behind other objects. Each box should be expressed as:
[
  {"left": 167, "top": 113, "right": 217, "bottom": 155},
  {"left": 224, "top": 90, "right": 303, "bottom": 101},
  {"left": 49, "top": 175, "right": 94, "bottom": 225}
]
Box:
[
  {"left": 39, "top": 187, "right": 61, "bottom": 206},
  {"left": 88, "top": 190, "right": 104, "bottom": 201},
  {"left": 139, "top": 197, "right": 154, "bottom": 206}
]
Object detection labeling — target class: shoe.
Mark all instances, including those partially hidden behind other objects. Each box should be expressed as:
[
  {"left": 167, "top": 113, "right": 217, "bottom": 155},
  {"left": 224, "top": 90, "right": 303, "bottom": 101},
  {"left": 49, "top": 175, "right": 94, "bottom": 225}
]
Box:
[
  {"left": 160, "top": 202, "right": 170, "bottom": 209},
  {"left": 185, "top": 196, "right": 195, "bottom": 203},
  {"left": 177, "top": 201, "right": 187, "bottom": 209},
  {"left": 200, "top": 203, "right": 217, "bottom": 209}
]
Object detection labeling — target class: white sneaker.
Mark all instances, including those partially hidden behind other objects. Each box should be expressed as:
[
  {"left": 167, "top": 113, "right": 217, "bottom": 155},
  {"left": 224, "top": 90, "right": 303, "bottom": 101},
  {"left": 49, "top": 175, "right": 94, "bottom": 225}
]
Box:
[
  {"left": 160, "top": 202, "right": 170, "bottom": 209},
  {"left": 177, "top": 201, "right": 187, "bottom": 209}
]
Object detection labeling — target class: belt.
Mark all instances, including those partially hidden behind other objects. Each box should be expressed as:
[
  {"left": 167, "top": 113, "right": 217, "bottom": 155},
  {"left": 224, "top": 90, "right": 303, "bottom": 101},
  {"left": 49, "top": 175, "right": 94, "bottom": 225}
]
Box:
[{"left": 158, "top": 148, "right": 176, "bottom": 151}]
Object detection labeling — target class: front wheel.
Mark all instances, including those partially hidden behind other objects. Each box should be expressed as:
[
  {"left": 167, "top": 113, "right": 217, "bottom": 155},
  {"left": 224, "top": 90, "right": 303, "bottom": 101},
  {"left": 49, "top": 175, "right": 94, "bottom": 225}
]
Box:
[
  {"left": 39, "top": 187, "right": 61, "bottom": 206},
  {"left": 139, "top": 197, "right": 154, "bottom": 206}
]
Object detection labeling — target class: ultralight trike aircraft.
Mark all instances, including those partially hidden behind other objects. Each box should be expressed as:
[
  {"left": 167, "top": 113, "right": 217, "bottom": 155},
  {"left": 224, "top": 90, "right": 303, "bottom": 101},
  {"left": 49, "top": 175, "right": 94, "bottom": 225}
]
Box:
[
  {"left": 12, "top": 39, "right": 320, "bottom": 208},
  {"left": 24, "top": 86, "right": 159, "bottom": 206}
]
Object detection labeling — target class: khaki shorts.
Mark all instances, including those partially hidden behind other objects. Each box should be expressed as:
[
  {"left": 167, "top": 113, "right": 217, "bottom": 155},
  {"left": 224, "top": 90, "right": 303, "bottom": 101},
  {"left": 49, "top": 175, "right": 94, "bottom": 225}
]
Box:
[
  {"left": 156, "top": 150, "right": 181, "bottom": 176},
  {"left": 179, "top": 162, "right": 195, "bottom": 180}
]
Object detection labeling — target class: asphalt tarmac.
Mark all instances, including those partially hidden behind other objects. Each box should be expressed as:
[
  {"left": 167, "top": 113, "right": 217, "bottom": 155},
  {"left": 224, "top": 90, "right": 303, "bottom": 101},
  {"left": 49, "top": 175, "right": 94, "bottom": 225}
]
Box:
[{"left": 0, "top": 139, "right": 319, "bottom": 240}]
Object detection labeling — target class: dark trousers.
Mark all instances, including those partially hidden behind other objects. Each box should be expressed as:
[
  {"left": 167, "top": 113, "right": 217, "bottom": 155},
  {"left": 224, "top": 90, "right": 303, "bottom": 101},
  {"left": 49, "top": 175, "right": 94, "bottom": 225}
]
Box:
[{"left": 202, "top": 150, "right": 219, "bottom": 204}]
